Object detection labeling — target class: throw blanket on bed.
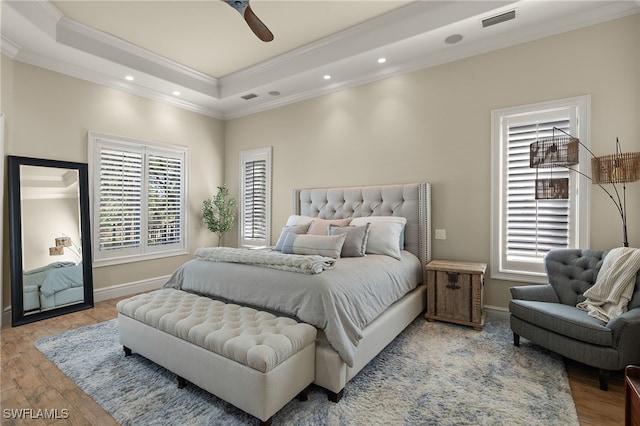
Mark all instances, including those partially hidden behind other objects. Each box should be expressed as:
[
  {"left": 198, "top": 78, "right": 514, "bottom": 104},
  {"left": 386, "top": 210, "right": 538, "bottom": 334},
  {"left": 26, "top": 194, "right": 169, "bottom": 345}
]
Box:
[
  {"left": 194, "top": 247, "right": 335, "bottom": 274},
  {"left": 577, "top": 247, "right": 640, "bottom": 322}
]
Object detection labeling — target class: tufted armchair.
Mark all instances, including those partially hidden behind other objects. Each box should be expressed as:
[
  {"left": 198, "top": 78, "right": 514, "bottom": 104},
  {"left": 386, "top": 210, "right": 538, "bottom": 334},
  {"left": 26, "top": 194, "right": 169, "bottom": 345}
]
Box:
[{"left": 509, "top": 249, "right": 640, "bottom": 390}]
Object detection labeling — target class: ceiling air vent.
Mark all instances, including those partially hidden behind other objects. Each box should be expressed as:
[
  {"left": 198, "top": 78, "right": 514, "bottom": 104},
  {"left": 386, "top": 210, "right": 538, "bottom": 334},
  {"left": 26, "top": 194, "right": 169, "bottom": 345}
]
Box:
[
  {"left": 241, "top": 93, "right": 258, "bottom": 100},
  {"left": 482, "top": 10, "right": 516, "bottom": 28}
]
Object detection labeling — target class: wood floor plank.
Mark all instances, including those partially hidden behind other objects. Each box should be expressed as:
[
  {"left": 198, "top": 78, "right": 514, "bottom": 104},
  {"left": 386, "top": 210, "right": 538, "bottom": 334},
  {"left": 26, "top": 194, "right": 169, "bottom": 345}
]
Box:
[{"left": 0, "top": 298, "right": 627, "bottom": 425}]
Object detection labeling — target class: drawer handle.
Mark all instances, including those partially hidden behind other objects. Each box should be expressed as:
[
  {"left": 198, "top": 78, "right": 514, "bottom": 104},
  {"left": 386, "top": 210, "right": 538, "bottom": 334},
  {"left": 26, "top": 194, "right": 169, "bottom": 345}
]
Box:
[{"left": 446, "top": 272, "right": 460, "bottom": 290}]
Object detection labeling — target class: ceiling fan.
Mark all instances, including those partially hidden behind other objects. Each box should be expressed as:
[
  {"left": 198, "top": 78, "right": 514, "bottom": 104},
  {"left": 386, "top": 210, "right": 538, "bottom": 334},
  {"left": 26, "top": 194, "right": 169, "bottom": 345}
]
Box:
[{"left": 222, "top": 0, "right": 274, "bottom": 42}]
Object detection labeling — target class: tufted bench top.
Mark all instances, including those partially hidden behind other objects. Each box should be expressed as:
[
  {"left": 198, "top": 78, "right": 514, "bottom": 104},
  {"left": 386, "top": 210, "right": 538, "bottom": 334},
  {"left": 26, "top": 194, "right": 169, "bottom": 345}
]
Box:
[{"left": 116, "top": 288, "right": 317, "bottom": 373}]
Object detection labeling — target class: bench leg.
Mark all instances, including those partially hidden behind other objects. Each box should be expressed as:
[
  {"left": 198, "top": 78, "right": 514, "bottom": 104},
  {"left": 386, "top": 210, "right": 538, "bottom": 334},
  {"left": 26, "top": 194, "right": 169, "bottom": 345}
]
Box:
[
  {"left": 297, "top": 386, "right": 309, "bottom": 402},
  {"left": 176, "top": 376, "right": 187, "bottom": 389},
  {"left": 327, "top": 389, "right": 344, "bottom": 403},
  {"left": 123, "top": 346, "right": 132, "bottom": 356}
]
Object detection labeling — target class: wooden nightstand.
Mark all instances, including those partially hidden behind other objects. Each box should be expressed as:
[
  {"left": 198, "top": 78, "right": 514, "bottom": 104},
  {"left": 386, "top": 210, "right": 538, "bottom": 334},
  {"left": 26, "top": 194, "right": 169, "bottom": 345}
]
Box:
[{"left": 425, "top": 260, "right": 487, "bottom": 330}]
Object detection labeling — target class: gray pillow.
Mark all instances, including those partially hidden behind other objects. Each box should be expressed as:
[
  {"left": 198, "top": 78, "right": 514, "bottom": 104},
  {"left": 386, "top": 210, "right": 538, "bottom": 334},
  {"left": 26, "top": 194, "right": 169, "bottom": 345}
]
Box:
[
  {"left": 281, "top": 233, "right": 347, "bottom": 259},
  {"left": 329, "top": 223, "right": 371, "bottom": 257},
  {"left": 273, "top": 224, "right": 310, "bottom": 251}
]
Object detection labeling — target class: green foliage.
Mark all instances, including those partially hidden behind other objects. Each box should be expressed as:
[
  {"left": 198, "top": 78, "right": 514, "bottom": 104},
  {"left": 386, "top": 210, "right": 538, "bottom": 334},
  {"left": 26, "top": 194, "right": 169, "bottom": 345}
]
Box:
[{"left": 202, "top": 184, "right": 237, "bottom": 246}]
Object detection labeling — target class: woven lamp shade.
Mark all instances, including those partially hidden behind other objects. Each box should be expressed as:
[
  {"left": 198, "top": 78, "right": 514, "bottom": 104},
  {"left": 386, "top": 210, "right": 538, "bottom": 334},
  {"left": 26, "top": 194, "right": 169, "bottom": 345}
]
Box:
[
  {"left": 591, "top": 152, "right": 640, "bottom": 184},
  {"left": 530, "top": 136, "right": 580, "bottom": 168},
  {"left": 535, "top": 178, "right": 569, "bottom": 200}
]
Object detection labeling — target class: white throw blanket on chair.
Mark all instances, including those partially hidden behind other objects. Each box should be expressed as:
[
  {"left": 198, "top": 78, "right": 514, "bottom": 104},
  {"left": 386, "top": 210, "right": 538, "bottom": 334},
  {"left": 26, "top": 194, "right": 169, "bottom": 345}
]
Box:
[{"left": 577, "top": 247, "right": 640, "bottom": 322}]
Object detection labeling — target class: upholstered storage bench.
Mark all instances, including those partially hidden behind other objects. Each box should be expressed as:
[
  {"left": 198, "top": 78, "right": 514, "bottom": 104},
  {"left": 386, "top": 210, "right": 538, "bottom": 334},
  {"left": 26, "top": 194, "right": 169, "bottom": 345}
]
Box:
[{"left": 116, "top": 288, "right": 317, "bottom": 425}]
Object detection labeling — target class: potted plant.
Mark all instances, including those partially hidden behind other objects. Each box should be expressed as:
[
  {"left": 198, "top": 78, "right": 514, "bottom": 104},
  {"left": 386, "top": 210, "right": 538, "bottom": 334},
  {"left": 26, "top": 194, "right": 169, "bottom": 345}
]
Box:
[{"left": 202, "top": 184, "right": 237, "bottom": 247}]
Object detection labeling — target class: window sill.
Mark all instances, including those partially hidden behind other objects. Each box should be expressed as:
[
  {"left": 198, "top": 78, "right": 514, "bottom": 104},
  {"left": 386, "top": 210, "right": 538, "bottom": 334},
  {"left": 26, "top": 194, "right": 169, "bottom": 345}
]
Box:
[{"left": 490, "top": 269, "right": 548, "bottom": 284}]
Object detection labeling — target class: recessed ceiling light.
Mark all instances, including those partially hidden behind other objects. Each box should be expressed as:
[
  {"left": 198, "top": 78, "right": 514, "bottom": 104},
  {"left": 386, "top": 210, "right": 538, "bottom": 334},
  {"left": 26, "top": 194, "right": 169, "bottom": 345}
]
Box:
[
  {"left": 172, "top": 91, "right": 181, "bottom": 96},
  {"left": 323, "top": 75, "right": 331, "bottom": 80},
  {"left": 377, "top": 58, "right": 387, "bottom": 64},
  {"left": 445, "top": 34, "right": 463, "bottom": 44},
  {"left": 125, "top": 75, "right": 134, "bottom": 81}
]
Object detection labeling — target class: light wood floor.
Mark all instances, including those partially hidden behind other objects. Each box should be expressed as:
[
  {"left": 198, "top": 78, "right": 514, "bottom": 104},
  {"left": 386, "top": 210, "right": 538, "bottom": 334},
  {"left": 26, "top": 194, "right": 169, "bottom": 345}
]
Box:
[{"left": 1, "top": 298, "right": 627, "bottom": 425}]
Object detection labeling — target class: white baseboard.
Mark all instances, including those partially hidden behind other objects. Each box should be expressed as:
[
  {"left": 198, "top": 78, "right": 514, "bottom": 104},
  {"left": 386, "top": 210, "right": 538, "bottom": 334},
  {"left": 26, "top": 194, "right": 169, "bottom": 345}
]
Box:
[
  {"left": 484, "top": 304, "right": 510, "bottom": 321},
  {"left": 2, "top": 308, "right": 10, "bottom": 327},
  {"left": 1, "top": 276, "right": 169, "bottom": 326},
  {"left": 93, "top": 275, "right": 169, "bottom": 303}
]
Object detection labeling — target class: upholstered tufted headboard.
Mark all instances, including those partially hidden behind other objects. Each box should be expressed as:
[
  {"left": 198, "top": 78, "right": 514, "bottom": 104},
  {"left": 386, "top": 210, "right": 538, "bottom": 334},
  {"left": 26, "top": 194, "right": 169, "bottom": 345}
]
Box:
[{"left": 293, "top": 182, "right": 431, "bottom": 267}]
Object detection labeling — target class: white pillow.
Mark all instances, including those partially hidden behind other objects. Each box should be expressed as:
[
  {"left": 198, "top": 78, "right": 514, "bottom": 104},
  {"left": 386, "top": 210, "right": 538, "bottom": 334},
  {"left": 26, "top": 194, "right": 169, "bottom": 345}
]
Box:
[
  {"left": 285, "top": 215, "right": 315, "bottom": 226},
  {"left": 350, "top": 216, "right": 407, "bottom": 260},
  {"left": 281, "top": 233, "right": 347, "bottom": 259}
]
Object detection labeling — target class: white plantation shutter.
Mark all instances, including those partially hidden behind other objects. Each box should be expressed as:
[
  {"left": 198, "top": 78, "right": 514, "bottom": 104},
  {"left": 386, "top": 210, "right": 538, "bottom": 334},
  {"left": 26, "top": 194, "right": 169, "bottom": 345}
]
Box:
[
  {"left": 147, "top": 153, "right": 183, "bottom": 247},
  {"left": 506, "top": 119, "right": 571, "bottom": 259},
  {"left": 491, "top": 96, "right": 590, "bottom": 281},
  {"left": 90, "top": 133, "right": 188, "bottom": 264},
  {"left": 98, "top": 148, "right": 142, "bottom": 252},
  {"left": 240, "top": 147, "right": 271, "bottom": 247}
]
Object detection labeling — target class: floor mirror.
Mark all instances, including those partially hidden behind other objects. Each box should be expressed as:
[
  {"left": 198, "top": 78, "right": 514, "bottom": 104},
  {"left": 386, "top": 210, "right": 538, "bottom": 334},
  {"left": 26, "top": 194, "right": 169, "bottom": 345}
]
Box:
[{"left": 8, "top": 156, "right": 93, "bottom": 326}]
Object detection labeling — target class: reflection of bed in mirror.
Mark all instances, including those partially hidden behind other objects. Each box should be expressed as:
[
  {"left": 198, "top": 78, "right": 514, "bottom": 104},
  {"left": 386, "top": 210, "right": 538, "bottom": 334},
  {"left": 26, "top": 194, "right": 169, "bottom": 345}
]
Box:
[
  {"left": 8, "top": 156, "right": 94, "bottom": 326},
  {"left": 23, "top": 261, "right": 84, "bottom": 312}
]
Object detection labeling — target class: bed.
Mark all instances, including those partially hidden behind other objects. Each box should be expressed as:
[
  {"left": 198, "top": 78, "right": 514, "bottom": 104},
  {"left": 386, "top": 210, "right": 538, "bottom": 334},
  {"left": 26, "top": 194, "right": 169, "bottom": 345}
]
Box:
[
  {"left": 23, "top": 261, "right": 85, "bottom": 312},
  {"left": 164, "top": 182, "right": 431, "bottom": 400}
]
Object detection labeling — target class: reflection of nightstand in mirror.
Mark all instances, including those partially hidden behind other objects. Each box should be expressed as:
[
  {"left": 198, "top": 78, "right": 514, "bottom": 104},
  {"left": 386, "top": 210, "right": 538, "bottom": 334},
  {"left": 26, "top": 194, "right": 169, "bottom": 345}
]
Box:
[
  {"left": 626, "top": 365, "right": 640, "bottom": 426},
  {"left": 425, "top": 260, "right": 487, "bottom": 330}
]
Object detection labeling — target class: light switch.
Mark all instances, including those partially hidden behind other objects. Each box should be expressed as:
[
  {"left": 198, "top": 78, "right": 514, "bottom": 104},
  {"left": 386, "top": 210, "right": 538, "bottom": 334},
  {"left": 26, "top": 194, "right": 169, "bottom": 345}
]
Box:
[{"left": 435, "top": 229, "right": 446, "bottom": 240}]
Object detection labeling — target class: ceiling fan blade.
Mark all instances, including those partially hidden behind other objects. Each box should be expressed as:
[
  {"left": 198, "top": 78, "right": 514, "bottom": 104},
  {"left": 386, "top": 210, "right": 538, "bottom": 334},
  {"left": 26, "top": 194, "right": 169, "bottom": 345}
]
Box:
[
  {"left": 243, "top": 5, "right": 274, "bottom": 42},
  {"left": 222, "top": 1, "right": 274, "bottom": 42}
]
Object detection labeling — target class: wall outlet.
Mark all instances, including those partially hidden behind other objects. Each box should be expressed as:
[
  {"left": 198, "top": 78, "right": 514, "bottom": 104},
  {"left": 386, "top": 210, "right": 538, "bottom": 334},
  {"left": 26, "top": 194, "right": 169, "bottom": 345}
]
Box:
[{"left": 435, "top": 229, "right": 446, "bottom": 240}]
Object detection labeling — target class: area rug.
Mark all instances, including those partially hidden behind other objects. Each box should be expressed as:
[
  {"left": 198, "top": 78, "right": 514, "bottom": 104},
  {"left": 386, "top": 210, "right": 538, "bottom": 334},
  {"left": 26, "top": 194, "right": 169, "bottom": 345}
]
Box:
[{"left": 35, "top": 317, "right": 579, "bottom": 425}]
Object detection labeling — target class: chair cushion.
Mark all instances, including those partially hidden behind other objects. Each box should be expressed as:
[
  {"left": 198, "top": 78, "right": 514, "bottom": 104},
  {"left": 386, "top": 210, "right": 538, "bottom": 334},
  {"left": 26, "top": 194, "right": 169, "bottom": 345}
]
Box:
[{"left": 509, "top": 299, "right": 612, "bottom": 346}]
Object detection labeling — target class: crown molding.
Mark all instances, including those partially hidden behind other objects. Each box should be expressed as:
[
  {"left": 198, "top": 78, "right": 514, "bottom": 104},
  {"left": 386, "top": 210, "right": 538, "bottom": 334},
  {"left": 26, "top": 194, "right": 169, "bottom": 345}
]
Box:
[
  {"left": 56, "top": 16, "right": 219, "bottom": 98},
  {"left": 1, "top": 35, "right": 21, "bottom": 59},
  {"left": 13, "top": 49, "right": 224, "bottom": 119}
]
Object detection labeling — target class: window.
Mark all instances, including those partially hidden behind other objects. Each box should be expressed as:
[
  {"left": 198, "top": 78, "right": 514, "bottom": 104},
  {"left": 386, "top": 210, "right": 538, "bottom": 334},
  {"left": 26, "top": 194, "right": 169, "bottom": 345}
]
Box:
[
  {"left": 491, "top": 96, "right": 590, "bottom": 282},
  {"left": 239, "top": 147, "right": 272, "bottom": 247},
  {"left": 88, "top": 132, "right": 188, "bottom": 265}
]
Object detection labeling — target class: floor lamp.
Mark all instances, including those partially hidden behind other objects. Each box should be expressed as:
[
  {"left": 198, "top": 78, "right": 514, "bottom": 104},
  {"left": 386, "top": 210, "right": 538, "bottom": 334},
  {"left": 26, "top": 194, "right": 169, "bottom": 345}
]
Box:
[{"left": 530, "top": 128, "right": 640, "bottom": 247}]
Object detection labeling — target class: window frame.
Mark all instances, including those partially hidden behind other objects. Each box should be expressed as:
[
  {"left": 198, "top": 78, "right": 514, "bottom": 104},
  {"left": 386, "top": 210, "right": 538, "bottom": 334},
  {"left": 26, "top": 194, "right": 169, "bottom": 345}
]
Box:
[
  {"left": 88, "top": 131, "right": 189, "bottom": 267},
  {"left": 239, "top": 147, "right": 272, "bottom": 248},
  {"left": 490, "top": 95, "right": 591, "bottom": 283}
]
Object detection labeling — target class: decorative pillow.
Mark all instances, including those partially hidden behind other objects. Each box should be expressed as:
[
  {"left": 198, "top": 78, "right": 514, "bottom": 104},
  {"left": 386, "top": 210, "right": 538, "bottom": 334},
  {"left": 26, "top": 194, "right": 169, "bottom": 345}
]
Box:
[
  {"left": 285, "top": 215, "right": 315, "bottom": 227},
  {"left": 329, "top": 223, "right": 371, "bottom": 257},
  {"left": 350, "top": 216, "right": 407, "bottom": 260},
  {"left": 281, "top": 233, "right": 347, "bottom": 259},
  {"left": 307, "top": 218, "right": 352, "bottom": 235},
  {"left": 273, "top": 224, "right": 310, "bottom": 251}
]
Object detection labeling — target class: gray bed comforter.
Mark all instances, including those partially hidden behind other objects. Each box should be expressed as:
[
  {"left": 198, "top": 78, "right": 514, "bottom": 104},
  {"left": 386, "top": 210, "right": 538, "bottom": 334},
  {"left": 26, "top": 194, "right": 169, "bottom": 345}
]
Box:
[{"left": 164, "top": 250, "right": 422, "bottom": 366}]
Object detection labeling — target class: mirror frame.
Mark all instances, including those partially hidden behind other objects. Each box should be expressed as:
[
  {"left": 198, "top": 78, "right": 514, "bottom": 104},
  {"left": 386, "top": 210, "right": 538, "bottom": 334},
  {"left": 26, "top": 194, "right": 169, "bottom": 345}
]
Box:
[{"left": 8, "top": 156, "right": 94, "bottom": 326}]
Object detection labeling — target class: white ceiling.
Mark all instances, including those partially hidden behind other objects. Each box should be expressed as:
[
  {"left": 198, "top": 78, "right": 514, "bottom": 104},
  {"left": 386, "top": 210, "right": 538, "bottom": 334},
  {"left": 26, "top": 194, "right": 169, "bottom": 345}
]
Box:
[{"left": 3, "top": 1, "right": 639, "bottom": 120}]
